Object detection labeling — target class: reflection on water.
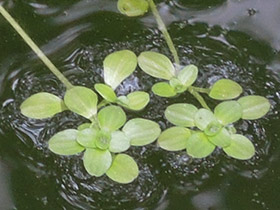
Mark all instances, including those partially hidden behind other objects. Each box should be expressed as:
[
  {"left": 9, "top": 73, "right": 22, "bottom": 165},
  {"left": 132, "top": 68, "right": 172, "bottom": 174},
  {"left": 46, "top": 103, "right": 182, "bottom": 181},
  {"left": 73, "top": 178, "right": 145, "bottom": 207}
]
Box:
[
  {"left": 0, "top": 162, "right": 13, "bottom": 209},
  {"left": 0, "top": 0, "right": 280, "bottom": 209}
]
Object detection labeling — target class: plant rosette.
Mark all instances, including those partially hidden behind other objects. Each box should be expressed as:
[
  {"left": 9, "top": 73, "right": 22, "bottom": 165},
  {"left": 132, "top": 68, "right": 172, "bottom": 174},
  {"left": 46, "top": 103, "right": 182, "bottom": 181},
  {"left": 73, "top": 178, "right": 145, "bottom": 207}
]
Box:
[
  {"left": 158, "top": 96, "right": 270, "bottom": 160},
  {"left": 94, "top": 50, "right": 149, "bottom": 111},
  {"left": 137, "top": 51, "right": 198, "bottom": 97},
  {"left": 20, "top": 86, "right": 161, "bottom": 183},
  {"left": 137, "top": 51, "right": 245, "bottom": 101}
]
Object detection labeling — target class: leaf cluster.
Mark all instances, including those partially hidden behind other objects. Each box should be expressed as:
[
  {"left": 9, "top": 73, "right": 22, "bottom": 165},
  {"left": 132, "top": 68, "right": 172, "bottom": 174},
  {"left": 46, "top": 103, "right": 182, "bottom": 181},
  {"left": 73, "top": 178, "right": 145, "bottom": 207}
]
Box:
[
  {"left": 18, "top": 0, "right": 272, "bottom": 184},
  {"left": 159, "top": 96, "right": 270, "bottom": 159}
]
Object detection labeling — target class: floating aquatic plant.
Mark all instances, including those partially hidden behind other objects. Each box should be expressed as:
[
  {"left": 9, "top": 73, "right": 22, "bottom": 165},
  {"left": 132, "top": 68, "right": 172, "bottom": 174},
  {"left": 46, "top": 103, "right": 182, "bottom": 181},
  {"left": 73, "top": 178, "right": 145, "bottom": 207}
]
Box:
[
  {"left": 21, "top": 86, "right": 160, "bottom": 183},
  {"left": 0, "top": 0, "right": 271, "bottom": 184},
  {"left": 94, "top": 50, "right": 149, "bottom": 111}
]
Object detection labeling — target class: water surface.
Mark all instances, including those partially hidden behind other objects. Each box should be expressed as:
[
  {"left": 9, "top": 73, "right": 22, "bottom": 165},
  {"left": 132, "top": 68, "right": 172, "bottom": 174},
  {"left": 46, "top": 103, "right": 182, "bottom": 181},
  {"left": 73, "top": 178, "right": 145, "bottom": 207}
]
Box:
[{"left": 0, "top": 0, "right": 280, "bottom": 209}]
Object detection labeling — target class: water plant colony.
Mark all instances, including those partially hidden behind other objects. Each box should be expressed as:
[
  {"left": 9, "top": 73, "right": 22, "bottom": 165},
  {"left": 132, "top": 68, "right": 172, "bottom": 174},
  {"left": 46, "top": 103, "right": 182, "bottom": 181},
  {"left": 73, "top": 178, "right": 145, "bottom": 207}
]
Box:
[{"left": 0, "top": 0, "right": 270, "bottom": 184}]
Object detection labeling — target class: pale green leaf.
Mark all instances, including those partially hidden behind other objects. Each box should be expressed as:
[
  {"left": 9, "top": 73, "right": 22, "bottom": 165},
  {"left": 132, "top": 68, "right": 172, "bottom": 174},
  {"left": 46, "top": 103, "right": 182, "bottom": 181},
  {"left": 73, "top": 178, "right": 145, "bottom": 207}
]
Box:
[
  {"left": 104, "top": 50, "right": 137, "bottom": 89},
  {"left": 77, "top": 123, "right": 92, "bottom": 131},
  {"left": 109, "top": 131, "right": 130, "bottom": 153},
  {"left": 83, "top": 148, "right": 112, "bottom": 177},
  {"left": 208, "top": 128, "right": 231, "bottom": 148},
  {"left": 126, "top": 91, "right": 150, "bottom": 111},
  {"left": 95, "top": 130, "right": 111, "bottom": 150},
  {"left": 123, "top": 118, "right": 161, "bottom": 146},
  {"left": 48, "top": 129, "right": 84, "bottom": 155},
  {"left": 194, "top": 109, "right": 216, "bottom": 130},
  {"left": 158, "top": 127, "right": 191, "bottom": 151},
  {"left": 77, "top": 128, "right": 98, "bottom": 148},
  {"left": 64, "top": 86, "right": 98, "bottom": 119},
  {"left": 209, "top": 79, "right": 243, "bottom": 100},
  {"left": 204, "top": 121, "right": 223, "bottom": 137},
  {"left": 152, "top": 82, "right": 176, "bottom": 97},
  {"left": 98, "top": 105, "right": 126, "bottom": 132},
  {"left": 117, "top": 0, "right": 149, "bottom": 17},
  {"left": 94, "top": 83, "right": 117, "bottom": 103},
  {"left": 106, "top": 154, "right": 139, "bottom": 184},
  {"left": 214, "top": 101, "right": 242, "bottom": 125},
  {"left": 138, "top": 51, "right": 175, "bottom": 80},
  {"left": 20, "top": 92, "right": 66, "bottom": 119},
  {"left": 165, "top": 103, "right": 198, "bottom": 127},
  {"left": 177, "top": 64, "right": 198, "bottom": 87},
  {"left": 117, "top": 96, "right": 129, "bottom": 106},
  {"left": 223, "top": 134, "right": 255, "bottom": 160},
  {"left": 169, "top": 78, "right": 187, "bottom": 93},
  {"left": 186, "top": 132, "right": 215, "bottom": 158},
  {"left": 238, "top": 95, "right": 270, "bottom": 120}
]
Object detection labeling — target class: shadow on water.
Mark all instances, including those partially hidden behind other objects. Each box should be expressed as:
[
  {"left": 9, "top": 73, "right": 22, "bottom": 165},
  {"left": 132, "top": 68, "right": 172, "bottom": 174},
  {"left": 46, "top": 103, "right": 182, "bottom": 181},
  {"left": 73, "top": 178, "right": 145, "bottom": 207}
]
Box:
[{"left": 0, "top": 0, "right": 280, "bottom": 209}]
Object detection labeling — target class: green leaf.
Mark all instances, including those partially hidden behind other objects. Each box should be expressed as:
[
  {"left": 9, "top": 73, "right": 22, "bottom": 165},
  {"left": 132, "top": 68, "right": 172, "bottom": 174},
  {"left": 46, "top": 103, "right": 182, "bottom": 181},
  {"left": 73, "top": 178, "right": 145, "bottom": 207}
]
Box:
[
  {"left": 95, "top": 130, "right": 111, "bottom": 150},
  {"left": 64, "top": 86, "right": 98, "bottom": 119},
  {"left": 214, "top": 101, "right": 242, "bottom": 125},
  {"left": 126, "top": 91, "right": 150, "bottom": 111},
  {"left": 77, "top": 123, "right": 92, "bottom": 131},
  {"left": 152, "top": 82, "right": 176, "bottom": 97},
  {"left": 83, "top": 148, "right": 112, "bottom": 177},
  {"left": 209, "top": 79, "right": 243, "bottom": 100},
  {"left": 204, "top": 121, "right": 223, "bottom": 136},
  {"left": 20, "top": 92, "right": 66, "bottom": 119},
  {"left": 208, "top": 128, "right": 231, "bottom": 148},
  {"left": 109, "top": 131, "right": 130, "bottom": 153},
  {"left": 194, "top": 109, "right": 216, "bottom": 130},
  {"left": 165, "top": 103, "right": 198, "bottom": 127},
  {"left": 48, "top": 129, "right": 84, "bottom": 155},
  {"left": 77, "top": 128, "right": 98, "bottom": 148},
  {"left": 123, "top": 118, "right": 161, "bottom": 146},
  {"left": 177, "top": 64, "right": 198, "bottom": 87},
  {"left": 106, "top": 154, "right": 139, "bottom": 184},
  {"left": 117, "top": 0, "right": 149, "bottom": 17},
  {"left": 223, "top": 134, "right": 255, "bottom": 160},
  {"left": 238, "top": 95, "right": 270, "bottom": 120},
  {"left": 169, "top": 78, "right": 187, "bottom": 93},
  {"left": 138, "top": 51, "right": 175, "bottom": 80},
  {"left": 158, "top": 127, "right": 191, "bottom": 151},
  {"left": 117, "top": 96, "right": 129, "bottom": 106},
  {"left": 186, "top": 132, "right": 215, "bottom": 158},
  {"left": 104, "top": 50, "right": 137, "bottom": 89},
  {"left": 98, "top": 105, "right": 126, "bottom": 132},
  {"left": 94, "top": 83, "right": 117, "bottom": 103}
]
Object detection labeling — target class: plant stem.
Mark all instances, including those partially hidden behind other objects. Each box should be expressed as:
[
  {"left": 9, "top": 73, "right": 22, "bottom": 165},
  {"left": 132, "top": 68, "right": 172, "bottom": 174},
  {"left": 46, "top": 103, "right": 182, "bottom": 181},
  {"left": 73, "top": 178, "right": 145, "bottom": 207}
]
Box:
[
  {"left": 0, "top": 5, "right": 73, "bottom": 89},
  {"left": 188, "top": 87, "right": 211, "bottom": 110},
  {"left": 148, "top": 0, "right": 180, "bottom": 66},
  {"left": 189, "top": 86, "right": 210, "bottom": 94}
]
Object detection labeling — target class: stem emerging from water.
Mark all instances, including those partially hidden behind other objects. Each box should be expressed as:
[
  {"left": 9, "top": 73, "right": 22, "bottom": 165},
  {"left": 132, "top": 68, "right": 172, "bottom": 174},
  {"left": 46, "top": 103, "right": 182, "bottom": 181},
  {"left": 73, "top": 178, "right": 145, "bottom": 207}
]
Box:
[
  {"left": 0, "top": 5, "right": 73, "bottom": 89},
  {"left": 148, "top": 0, "right": 180, "bottom": 66},
  {"left": 148, "top": 1, "right": 212, "bottom": 110}
]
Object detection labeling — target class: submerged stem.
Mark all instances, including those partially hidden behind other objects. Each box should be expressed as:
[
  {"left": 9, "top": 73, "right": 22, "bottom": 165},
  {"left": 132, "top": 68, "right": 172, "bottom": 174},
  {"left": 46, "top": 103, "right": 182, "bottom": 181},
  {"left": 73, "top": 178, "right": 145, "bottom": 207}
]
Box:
[
  {"left": 189, "top": 86, "right": 210, "bottom": 94},
  {"left": 148, "top": 0, "right": 180, "bottom": 66},
  {"left": 188, "top": 87, "right": 211, "bottom": 111},
  {"left": 0, "top": 5, "right": 73, "bottom": 89}
]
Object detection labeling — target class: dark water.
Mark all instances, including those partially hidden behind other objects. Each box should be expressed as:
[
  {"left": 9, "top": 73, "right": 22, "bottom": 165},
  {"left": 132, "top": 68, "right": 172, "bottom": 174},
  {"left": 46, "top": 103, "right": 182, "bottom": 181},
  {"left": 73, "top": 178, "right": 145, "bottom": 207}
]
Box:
[{"left": 0, "top": 0, "right": 280, "bottom": 209}]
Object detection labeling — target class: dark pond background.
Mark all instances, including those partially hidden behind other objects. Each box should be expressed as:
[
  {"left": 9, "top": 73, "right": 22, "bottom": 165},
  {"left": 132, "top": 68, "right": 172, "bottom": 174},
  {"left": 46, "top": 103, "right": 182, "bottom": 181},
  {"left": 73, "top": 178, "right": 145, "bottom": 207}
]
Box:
[{"left": 0, "top": 0, "right": 280, "bottom": 209}]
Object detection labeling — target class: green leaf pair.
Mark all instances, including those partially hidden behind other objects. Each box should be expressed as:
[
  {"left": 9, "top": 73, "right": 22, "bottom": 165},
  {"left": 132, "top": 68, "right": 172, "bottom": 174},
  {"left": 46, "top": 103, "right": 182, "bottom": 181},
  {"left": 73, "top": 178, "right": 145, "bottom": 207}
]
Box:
[
  {"left": 20, "top": 86, "right": 98, "bottom": 120},
  {"left": 48, "top": 105, "right": 161, "bottom": 183},
  {"left": 96, "top": 50, "right": 150, "bottom": 111},
  {"left": 94, "top": 83, "right": 149, "bottom": 111},
  {"left": 138, "top": 51, "right": 198, "bottom": 97},
  {"left": 159, "top": 97, "right": 270, "bottom": 160}
]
